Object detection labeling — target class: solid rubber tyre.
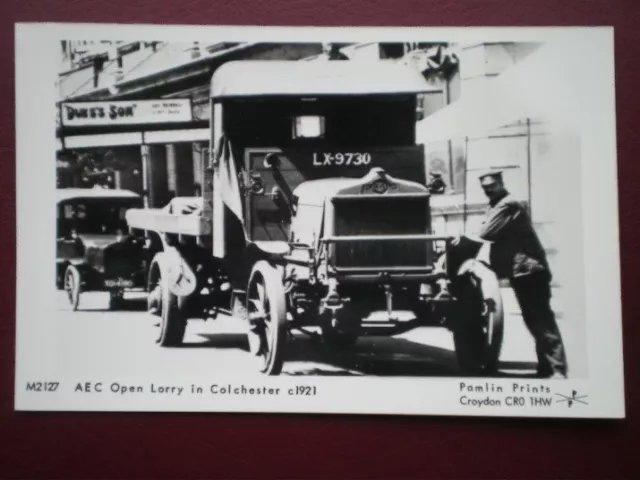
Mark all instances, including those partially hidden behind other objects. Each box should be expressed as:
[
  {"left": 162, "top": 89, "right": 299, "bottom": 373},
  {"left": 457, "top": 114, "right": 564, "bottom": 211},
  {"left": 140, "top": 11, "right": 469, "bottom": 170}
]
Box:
[
  {"left": 453, "top": 267, "right": 504, "bottom": 376},
  {"left": 148, "top": 253, "right": 187, "bottom": 347},
  {"left": 246, "top": 261, "right": 287, "bottom": 375},
  {"left": 64, "top": 265, "right": 81, "bottom": 311}
]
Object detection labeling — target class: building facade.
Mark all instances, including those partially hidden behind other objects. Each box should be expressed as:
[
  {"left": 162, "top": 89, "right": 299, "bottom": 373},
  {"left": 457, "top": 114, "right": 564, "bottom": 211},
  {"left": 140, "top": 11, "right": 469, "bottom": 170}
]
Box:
[
  {"left": 56, "top": 41, "right": 466, "bottom": 205},
  {"left": 56, "top": 42, "right": 325, "bottom": 206}
]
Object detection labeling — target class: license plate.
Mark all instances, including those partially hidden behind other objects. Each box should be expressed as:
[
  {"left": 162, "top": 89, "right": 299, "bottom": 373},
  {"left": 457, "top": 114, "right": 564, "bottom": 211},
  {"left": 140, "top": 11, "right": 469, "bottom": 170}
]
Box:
[
  {"left": 312, "top": 152, "right": 372, "bottom": 167},
  {"left": 104, "top": 278, "right": 134, "bottom": 288}
]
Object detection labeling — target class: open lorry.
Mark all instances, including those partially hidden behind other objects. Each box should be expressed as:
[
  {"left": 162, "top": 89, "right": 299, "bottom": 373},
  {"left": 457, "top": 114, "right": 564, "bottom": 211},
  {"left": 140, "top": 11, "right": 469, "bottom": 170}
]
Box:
[{"left": 126, "top": 60, "right": 504, "bottom": 375}]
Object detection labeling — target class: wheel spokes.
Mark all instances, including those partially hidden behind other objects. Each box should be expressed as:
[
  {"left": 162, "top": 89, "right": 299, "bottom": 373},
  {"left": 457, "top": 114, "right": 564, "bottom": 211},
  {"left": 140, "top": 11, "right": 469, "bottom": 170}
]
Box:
[
  {"left": 65, "top": 274, "right": 74, "bottom": 301},
  {"left": 256, "top": 282, "right": 266, "bottom": 305}
]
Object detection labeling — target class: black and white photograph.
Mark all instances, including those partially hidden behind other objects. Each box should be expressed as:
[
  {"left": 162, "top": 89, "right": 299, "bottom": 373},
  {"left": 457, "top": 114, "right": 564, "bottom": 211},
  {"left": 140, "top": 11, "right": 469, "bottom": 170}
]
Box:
[{"left": 15, "top": 24, "right": 623, "bottom": 417}]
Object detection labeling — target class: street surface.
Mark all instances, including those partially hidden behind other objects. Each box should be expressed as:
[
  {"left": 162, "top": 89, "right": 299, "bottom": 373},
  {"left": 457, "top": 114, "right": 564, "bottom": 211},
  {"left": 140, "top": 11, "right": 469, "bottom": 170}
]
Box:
[{"left": 54, "top": 289, "right": 584, "bottom": 378}]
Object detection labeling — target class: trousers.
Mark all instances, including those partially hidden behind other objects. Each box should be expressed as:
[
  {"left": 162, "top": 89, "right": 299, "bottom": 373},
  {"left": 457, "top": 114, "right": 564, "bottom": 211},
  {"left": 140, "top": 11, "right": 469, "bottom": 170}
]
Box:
[{"left": 510, "top": 273, "right": 568, "bottom": 377}]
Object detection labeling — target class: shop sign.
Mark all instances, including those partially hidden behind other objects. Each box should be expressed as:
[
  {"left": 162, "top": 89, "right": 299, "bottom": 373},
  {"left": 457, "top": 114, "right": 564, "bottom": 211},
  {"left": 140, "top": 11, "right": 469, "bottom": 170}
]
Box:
[{"left": 60, "top": 99, "right": 192, "bottom": 126}]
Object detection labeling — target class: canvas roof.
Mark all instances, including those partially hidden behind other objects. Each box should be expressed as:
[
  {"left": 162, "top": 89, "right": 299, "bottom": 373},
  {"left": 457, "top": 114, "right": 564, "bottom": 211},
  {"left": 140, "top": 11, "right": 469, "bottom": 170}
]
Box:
[{"left": 210, "top": 60, "right": 436, "bottom": 99}]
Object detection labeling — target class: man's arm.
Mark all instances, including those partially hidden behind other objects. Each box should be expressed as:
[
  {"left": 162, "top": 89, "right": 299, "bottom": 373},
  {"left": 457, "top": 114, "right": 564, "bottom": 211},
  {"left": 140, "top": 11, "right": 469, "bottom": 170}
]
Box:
[
  {"left": 451, "top": 201, "right": 521, "bottom": 246},
  {"left": 462, "top": 232, "right": 485, "bottom": 243},
  {"left": 476, "top": 202, "right": 521, "bottom": 241}
]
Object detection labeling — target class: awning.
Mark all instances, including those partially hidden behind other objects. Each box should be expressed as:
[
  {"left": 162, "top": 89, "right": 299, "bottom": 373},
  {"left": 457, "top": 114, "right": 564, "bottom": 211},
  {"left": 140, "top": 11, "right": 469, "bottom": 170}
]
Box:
[
  {"left": 416, "top": 38, "right": 603, "bottom": 142},
  {"left": 56, "top": 128, "right": 209, "bottom": 151},
  {"left": 211, "top": 60, "right": 438, "bottom": 99}
]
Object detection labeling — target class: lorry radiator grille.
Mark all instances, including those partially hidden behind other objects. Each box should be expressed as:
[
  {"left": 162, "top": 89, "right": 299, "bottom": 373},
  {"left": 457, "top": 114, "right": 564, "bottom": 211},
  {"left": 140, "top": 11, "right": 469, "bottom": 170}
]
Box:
[{"left": 332, "top": 197, "right": 430, "bottom": 268}]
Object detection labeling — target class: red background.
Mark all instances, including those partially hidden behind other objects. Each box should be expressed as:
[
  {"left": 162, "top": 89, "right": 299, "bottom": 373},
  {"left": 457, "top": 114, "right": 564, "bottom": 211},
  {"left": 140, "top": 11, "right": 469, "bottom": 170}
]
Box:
[{"left": 2, "top": 1, "right": 638, "bottom": 478}]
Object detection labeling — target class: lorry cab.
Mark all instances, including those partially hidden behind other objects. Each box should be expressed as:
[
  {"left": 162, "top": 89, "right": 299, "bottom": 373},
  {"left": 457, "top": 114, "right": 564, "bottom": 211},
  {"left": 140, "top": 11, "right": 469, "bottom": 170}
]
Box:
[{"left": 207, "top": 60, "right": 439, "bottom": 265}]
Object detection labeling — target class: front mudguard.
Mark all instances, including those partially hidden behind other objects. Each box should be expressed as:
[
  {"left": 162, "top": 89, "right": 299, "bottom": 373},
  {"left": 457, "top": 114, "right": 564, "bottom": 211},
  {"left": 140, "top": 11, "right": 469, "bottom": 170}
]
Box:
[
  {"left": 456, "top": 259, "right": 502, "bottom": 306},
  {"left": 152, "top": 248, "right": 199, "bottom": 298}
]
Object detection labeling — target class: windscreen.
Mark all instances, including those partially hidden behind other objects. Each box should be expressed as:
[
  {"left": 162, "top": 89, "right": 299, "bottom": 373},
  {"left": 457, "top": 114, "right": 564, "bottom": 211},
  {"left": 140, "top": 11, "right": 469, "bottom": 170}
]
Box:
[
  {"left": 58, "top": 198, "right": 142, "bottom": 235},
  {"left": 224, "top": 95, "right": 417, "bottom": 148}
]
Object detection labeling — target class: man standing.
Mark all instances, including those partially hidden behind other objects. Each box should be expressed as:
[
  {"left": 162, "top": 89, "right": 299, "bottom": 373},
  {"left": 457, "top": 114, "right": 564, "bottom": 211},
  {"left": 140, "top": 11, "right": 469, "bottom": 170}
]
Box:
[{"left": 459, "top": 171, "right": 568, "bottom": 379}]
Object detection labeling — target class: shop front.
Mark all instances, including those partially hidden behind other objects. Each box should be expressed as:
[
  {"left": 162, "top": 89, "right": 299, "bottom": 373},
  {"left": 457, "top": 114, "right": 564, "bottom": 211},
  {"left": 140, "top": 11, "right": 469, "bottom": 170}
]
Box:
[{"left": 56, "top": 98, "right": 209, "bottom": 208}]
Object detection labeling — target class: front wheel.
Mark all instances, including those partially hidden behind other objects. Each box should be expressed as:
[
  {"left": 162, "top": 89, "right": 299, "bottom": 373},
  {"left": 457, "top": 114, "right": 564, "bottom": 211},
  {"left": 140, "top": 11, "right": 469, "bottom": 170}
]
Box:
[
  {"left": 64, "top": 265, "right": 81, "bottom": 311},
  {"left": 246, "top": 261, "right": 287, "bottom": 375},
  {"left": 452, "top": 262, "right": 504, "bottom": 376},
  {"left": 147, "top": 253, "right": 187, "bottom": 347}
]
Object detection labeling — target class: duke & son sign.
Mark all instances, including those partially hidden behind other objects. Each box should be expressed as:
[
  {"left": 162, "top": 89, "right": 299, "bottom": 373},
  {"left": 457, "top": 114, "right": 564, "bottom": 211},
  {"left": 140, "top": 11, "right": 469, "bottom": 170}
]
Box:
[{"left": 59, "top": 99, "right": 193, "bottom": 127}]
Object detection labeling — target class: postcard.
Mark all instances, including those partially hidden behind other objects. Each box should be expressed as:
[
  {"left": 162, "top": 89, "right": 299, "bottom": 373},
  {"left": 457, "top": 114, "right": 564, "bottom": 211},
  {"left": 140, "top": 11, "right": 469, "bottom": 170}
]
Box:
[{"left": 14, "top": 23, "right": 624, "bottom": 417}]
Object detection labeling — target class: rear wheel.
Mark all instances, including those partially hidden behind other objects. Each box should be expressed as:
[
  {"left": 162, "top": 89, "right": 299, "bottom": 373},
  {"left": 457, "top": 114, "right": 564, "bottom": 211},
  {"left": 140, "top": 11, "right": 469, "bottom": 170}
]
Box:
[
  {"left": 246, "top": 261, "right": 287, "bottom": 375},
  {"left": 64, "top": 265, "right": 81, "bottom": 311},
  {"left": 147, "top": 254, "right": 187, "bottom": 347},
  {"left": 452, "top": 264, "right": 504, "bottom": 376}
]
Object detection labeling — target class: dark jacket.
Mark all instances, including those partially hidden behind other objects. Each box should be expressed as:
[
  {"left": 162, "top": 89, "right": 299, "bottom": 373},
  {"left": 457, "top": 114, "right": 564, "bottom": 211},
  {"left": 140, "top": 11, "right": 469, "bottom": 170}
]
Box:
[{"left": 477, "top": 192, "right": 550, "bottom": 281}]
